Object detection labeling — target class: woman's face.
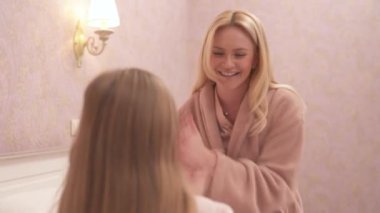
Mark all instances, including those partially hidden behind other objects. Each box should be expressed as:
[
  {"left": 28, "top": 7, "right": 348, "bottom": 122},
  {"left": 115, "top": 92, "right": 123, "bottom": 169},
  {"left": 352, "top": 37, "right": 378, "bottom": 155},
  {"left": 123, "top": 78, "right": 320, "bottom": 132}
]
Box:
[{"left": 210, "top": 25, "right": 256, "bottom": 91}]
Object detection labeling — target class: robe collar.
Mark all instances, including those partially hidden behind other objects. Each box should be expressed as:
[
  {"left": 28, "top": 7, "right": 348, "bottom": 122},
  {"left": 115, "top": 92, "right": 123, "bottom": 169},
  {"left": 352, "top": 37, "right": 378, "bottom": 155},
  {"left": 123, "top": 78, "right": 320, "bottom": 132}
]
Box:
[{"left": 194, "top": 82, "right": 255, "bottom": 158}]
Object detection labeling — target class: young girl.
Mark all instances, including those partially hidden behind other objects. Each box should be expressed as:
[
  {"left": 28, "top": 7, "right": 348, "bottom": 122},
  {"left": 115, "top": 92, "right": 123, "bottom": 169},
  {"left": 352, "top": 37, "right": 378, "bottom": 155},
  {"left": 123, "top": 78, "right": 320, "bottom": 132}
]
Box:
[{"left": 57, "top": 68, "right": 232, "bottom": 213}]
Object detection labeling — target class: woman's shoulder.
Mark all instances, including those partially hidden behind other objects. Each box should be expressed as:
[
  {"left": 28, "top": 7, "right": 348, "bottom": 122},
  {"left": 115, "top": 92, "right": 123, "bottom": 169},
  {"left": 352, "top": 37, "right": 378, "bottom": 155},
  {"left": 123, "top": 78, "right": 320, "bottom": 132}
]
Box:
[
  {"left": 268, "top": 86, "right": 303, "bottom": 103},
  {"left": 178, "top": 92, "right": 199, "bottom": 117},
  {"left": 195, "top": 196, "right": 234, "bottom": 213},
  {"left": 267, "top": 86, "right": 306, "bottom": 119}
]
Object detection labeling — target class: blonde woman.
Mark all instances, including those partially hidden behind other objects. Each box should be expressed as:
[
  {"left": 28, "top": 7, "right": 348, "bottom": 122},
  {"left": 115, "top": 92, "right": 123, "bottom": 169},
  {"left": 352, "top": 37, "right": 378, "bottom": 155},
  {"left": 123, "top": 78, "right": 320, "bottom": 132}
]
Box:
[
  {"left": 58, "top": 68, "right": 232, "bottom": 213},
  {"left": 178, "top": 10, "right": 306, "bottom": 213}
]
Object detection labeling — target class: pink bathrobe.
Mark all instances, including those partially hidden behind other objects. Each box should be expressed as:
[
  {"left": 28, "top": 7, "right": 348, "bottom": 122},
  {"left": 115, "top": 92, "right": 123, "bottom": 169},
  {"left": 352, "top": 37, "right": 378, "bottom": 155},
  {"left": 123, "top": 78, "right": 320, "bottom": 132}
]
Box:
[{"left": 179, "top": 82, "right": 305, "bottom": 213}]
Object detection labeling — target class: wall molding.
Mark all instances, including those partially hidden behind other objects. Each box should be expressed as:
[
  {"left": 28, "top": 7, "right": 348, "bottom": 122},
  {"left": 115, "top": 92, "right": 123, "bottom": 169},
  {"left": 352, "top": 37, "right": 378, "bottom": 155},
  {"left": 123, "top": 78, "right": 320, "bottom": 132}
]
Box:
[{"left": 0, "top": 150, "right": 68, "bottom": 197}]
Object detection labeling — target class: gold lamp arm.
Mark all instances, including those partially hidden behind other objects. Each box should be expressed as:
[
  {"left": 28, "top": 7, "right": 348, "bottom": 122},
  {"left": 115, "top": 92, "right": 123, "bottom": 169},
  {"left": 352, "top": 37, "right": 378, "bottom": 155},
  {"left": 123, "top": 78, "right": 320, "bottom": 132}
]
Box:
[
  {"left": 86, "top": 30, "right": 113, "bottom": 56},
  {"left": 73, "top": 21, "right": 114, "bottom": 67}
]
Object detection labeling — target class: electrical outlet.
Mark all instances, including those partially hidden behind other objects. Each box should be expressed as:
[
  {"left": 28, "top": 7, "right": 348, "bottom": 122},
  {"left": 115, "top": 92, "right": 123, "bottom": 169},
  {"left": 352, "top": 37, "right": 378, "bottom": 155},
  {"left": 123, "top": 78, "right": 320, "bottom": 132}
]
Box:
[{"left": 70, "top": 119, "right": 80, "bottom": 136}]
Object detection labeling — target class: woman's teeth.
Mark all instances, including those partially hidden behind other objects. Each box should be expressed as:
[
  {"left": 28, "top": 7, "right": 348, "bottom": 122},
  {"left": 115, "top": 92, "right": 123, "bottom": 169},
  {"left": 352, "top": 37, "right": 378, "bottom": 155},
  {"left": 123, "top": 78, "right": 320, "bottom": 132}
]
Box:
[{"left": 219, "top": 71, "right": 239, "bottom": 77}]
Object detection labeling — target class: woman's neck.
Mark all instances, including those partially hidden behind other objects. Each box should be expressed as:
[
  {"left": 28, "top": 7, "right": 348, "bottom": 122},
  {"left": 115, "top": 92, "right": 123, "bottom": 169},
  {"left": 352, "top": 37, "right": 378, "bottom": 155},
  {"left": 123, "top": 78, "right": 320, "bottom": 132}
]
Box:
[{"left": 216, "top": 83, "right": 249, "bottom": 122}]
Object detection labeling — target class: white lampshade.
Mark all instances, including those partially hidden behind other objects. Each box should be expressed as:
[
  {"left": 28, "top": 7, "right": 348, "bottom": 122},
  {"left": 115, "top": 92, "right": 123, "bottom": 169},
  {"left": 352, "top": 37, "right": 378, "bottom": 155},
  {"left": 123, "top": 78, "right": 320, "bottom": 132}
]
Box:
[{"left": 87, "top": 0, "right": 120, "bottom": 29}]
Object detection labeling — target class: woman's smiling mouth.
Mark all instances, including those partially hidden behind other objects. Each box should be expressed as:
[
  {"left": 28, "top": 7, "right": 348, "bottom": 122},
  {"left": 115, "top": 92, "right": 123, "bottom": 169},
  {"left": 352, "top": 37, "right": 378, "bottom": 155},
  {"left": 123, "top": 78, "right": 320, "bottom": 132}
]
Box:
[{"left": 219, "top": 71, "right": 240, "bottom": 77}]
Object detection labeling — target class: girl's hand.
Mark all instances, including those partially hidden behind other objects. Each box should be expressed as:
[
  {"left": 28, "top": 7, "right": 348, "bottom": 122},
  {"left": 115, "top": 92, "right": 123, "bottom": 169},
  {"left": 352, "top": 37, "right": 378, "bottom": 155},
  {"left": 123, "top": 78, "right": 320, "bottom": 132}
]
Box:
[{"left": 177, "top": 115, "right": 216, "bottom": 194}]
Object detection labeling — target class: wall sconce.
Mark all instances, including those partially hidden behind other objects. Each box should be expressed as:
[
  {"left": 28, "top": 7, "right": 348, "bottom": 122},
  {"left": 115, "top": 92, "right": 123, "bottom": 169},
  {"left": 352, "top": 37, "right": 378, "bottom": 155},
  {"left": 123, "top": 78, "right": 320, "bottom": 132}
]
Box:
[{"left": 73, "top": 0, "right": 120, "bottom": 67}]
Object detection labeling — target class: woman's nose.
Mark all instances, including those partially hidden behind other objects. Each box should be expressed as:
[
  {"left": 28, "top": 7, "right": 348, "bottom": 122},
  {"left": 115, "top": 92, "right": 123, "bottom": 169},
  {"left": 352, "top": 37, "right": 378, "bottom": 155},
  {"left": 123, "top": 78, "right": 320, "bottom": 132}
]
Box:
[{"left": 223, "top": 56, "right": 234, "bottom": 68}]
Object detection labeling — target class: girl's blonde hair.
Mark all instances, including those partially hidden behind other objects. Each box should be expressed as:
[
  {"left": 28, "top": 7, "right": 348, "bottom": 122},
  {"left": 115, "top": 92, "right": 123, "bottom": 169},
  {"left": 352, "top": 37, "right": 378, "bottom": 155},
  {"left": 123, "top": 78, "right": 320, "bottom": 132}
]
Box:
[
  {"left": 58, "top": 68, "right": 195, "bottom": 213},
  {"left": 193, "top": 10, "right": 291, "bottom": 134}
]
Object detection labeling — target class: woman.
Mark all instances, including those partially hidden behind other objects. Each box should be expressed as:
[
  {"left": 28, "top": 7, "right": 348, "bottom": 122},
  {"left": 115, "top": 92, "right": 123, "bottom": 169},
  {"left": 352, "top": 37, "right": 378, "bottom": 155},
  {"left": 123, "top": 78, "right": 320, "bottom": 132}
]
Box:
[
  {"left": 58, "top": 68, "right": 233, "bottom": 213},
  {"left": 178, "top": 10, "right": 306, "bottom": 213}
]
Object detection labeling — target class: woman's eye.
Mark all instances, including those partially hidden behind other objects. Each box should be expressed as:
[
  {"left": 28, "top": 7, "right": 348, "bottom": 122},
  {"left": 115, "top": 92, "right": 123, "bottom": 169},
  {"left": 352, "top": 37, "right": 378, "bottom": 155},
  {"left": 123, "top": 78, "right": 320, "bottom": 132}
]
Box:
[
  {"left": 235, "top": 53, "right": 246, "bottom": 58},
  {"left": 212, "top": 52, "right": 224, "bottom": 56}
]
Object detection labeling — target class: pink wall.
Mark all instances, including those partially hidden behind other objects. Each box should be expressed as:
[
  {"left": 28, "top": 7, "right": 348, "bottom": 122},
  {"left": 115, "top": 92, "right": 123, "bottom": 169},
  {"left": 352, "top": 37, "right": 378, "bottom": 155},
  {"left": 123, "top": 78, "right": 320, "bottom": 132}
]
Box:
[
  {"left": 0, "top": 0, "right": 193, "bottom": 155},
  {"left": 257, "top": 2, "right": 380, "bottom": 212},
  {"left": 0, "top": 0, "right": 379, "bottom": 212}
]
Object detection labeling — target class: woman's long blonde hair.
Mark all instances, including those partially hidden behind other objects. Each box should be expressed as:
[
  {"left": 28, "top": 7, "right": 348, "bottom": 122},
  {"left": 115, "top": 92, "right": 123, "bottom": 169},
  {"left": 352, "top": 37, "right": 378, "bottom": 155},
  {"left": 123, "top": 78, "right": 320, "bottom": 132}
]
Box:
[
  {"left": 58, "top": 68, "right": 195, "bottom": 213},
  {"left": 193, "top": 10, "right": 290, "bottom": 134}
]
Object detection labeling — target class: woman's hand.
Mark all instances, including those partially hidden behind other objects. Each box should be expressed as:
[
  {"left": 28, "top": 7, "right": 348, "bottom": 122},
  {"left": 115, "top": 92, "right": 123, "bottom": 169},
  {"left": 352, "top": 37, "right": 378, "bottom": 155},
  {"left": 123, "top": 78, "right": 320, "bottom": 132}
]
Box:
[{"left": 177, "top": 114, "right": 216, "bottom": 195}]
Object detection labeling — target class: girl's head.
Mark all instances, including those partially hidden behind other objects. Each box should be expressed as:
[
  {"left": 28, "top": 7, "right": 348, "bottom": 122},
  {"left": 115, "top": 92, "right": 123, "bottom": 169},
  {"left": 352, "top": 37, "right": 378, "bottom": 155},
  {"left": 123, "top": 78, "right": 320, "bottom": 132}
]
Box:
[
  {"left": 79, "top": 67, "right": 178, "bottom": 173},
  {"left": 59, "top": 68, "right": 194, "bottom": 213}
]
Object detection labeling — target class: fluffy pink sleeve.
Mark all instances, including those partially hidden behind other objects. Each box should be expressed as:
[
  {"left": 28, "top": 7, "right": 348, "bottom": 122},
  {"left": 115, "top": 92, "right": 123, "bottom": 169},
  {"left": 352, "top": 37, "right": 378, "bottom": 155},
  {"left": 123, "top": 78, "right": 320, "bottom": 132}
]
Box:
[{"left": 206, "top": 89, "right": 305, "bottom": 213}]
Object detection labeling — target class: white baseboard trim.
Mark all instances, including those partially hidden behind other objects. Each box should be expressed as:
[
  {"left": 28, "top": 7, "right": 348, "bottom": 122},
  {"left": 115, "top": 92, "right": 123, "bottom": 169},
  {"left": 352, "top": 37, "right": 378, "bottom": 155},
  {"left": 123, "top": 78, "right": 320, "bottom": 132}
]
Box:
[{"left": 0, "top": 150, "right": 68, "bottom": 197}]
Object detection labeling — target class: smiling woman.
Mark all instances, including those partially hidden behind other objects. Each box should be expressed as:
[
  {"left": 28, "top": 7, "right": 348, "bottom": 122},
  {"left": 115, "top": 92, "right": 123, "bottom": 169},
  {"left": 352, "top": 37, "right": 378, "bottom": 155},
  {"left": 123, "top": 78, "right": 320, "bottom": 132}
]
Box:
[
  {"left": 177, "top": 10, "right": 306, "bottom": 213},
  {"left": 210, "top": 25, "right": 257, "bottom": 123}
]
